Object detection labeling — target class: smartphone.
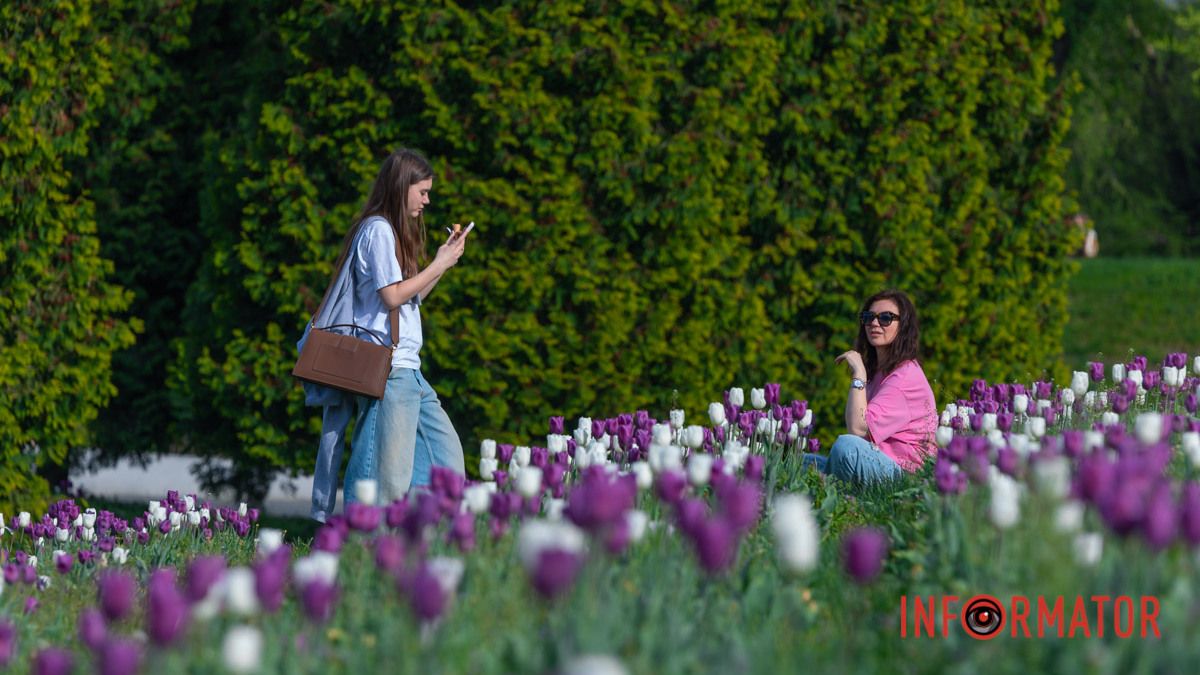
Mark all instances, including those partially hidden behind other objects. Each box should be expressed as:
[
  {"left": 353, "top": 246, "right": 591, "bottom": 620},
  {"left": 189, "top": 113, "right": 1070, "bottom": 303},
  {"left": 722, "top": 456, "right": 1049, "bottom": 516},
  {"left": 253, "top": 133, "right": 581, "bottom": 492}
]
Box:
[{"left": 445, "top": 222, "right": 476, "bottom": 240}]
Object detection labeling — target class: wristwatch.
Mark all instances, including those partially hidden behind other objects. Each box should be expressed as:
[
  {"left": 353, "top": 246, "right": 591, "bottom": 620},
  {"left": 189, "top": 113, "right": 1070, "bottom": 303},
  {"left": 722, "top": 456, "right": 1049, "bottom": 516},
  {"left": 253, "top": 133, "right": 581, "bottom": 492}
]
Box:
[{"left": 851, "top": 378, "right": 865, "bottom": 390}]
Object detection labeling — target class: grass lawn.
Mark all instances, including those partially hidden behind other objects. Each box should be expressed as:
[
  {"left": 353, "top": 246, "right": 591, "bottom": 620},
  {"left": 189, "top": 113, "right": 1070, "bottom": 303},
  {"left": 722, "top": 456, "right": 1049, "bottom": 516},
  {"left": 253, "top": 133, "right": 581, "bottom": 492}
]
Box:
[{"left": 1063, "top": 256, "right": 1200, "bottom": 369}]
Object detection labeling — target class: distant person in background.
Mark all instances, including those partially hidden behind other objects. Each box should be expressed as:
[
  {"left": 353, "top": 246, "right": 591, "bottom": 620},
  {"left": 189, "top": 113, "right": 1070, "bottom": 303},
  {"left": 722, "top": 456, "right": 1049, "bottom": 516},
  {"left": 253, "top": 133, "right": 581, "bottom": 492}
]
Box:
[
  {"left": 802, "top": 289, "right": 937, "bottom": 484},
  {"left": 1071, "top": 213, "right": 1100, "bottom": 258},
  {"left": 307, "top": 148, "right": 469, "bottom": 520}
]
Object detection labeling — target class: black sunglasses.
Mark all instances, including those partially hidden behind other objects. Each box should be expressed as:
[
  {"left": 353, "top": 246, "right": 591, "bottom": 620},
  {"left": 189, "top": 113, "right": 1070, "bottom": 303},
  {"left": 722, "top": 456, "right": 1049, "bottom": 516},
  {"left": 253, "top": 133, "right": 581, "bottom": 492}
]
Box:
[{"left": 860, "top": 311, "right": 900, "bottom": 327}]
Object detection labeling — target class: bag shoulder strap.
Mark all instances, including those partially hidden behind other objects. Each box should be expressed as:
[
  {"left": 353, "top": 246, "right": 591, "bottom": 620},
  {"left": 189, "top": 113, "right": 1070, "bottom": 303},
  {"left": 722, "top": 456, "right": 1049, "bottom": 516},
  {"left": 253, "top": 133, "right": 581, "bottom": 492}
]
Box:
[{"left": 312, "top": 219, "right": 400, "bottom": 347}]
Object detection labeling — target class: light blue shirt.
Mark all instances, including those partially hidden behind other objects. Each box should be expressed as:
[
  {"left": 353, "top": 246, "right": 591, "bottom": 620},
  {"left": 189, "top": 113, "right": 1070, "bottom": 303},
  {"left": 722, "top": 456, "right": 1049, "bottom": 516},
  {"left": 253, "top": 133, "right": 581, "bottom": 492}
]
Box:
[{"left": 352, "top": 216, "right": 423, "bottom": 370}]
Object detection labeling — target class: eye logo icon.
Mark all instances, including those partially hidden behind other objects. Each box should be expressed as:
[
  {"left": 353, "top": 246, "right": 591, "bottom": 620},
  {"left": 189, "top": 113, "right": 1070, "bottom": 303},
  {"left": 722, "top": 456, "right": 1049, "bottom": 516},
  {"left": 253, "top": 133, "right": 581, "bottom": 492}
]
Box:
[{"left": 962, "top": 595, "right": 1005, "bottom": 639}]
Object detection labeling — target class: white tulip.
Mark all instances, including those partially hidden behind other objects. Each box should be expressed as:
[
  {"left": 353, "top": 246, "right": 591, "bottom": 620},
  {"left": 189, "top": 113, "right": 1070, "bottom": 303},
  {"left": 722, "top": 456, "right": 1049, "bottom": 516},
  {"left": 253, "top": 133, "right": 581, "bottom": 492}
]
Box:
[
  {"left": 708, "top": 402, "right": 727, "bottom": 427},
  {"left": 756, "top": 416, "right": 775, "bottom": 436},
  {"left": 1182, "top": 432, "right": 1200, "bottom": 467},
  {"left": 1134, "top": 413, "right": 1163, "bottom": 445},
  {"left": 728, "top": 387, "right": 745, "bottom": 407},
  {"left": 480, "top": 439, "right": 497, "bottom": 459},
  {"left": 169, "top": 512, "right": 182, "bottom": 531},
  {"left": 82, "top": 508, "right": 97, "bottom": 529},
  {"left": 18, "top": 512, "right": 31, "bottom": 528},
  {"left": 1012, "top": 394, "right": 1029, "bottom": 414},
  {"left": 545, "top": 498, "right": 566, "bottom": 520},
  {"left": 687, "top": 453, "right": 713, "bottom": 486},
  {"left": 799, "top": 409, "right": 813, "bottom": 428},
  {"left": 187, "top": 511, "right": 201, "bottom": 528},
  {"left": 1100, "top": 411, "right": 1120, "bottom": 427},
  {"left": 111, "top": 547, "right": 128, "bottom": 565},
  {"left": 573, "top": 426, "right": 591, "bottom": 447},
  {"left": 223, "top": 567, "right": 260, "bottom": 616},
  {"left": 1074, "top": 532, "right": 1103, "bottom": 567},
  {"left": 1084, "top": 430, "right": 1105, "bottom": 452},
  {"left": 1163, "top": 366, "right": 1180, "bottom": 388},
  {"left": 1033, "top": 456, "right": 1070, "bottom": 498},
  {"left": 750, "top": 388, "right": 767, "bottom": 409},
  {"left": 513, "top": 446, "right": 532, "bottom": 468},
  {"left": 515, "top": 466, "right": 543, "bottom": 499},
  {"left": 55, "top": 527, "right": 69, "bottom": 543},
  {"left": 652, "top": 423, "right": 672, "bottom": 446},
  {"left": 81, "top": 528, "right": 95, "bottom": 542},
  {"left": 631, "top": 462, "right": 653, "bottom": 490},
  {"left": 479, "top": 458, "right": 499, "bottom": 480},
  {"left": 1111, "top": 363, "right": 1125, "bottom": 383},
  {"left": 772, "top": 494, "right": 820, "bottom": 574},
  {"left": 988, "top": 472, "right": 1021, "bottom": 529},
  {"left": 669, "top": 409, "right": 685, "bottom": 430},
  {"left": 589, "top": 441, "right": 608, "bottom": 467},
  {"left": 293, "top": 552, "right": 339, "bottom": 587},
  {"left": 154, "top": 506, "right": 168, "bottom": 525},
  {"left": 238, "top": 503, "right": 248, "bottom": 518},
  {"left": 1008, "top": 433, "right": 1032, "bottom": 456},
  {"left": 1127, "top": 369, "right": 1143, "bottom": 388},
  {"left": 222, "top": 625, "right": 263, "bottom": 674},
  {"left": 1194, "top": 355, "right": 1200, "bottom": 375},
  {"left": 37, "top": 575, "right": 51, "bottom": 590},
  {"left": 426, "top": 556, "right": 465, "bottom": 597},
  {"left": 648, "top": 443, "right": 682, "bottom": 472},
  {"left": 1026, "top": 416, "right": 1046, "bottom": 438},
  {"left": 517, "top": 520, "right": 587, "bottom": 570},
  {"left": 560, "top": 654, "right": 630, "bottom": 675},
  {"left": 682, "top": 425, "right": 706, "bottom": 449},
  {"left": 939, "top": 410, "right": 952, "bottom": 426},
  {"left": 257, "top": 528, "right": 284, "bottom": 557},
  {"left": 987, "top": 429, "right": 1007, "bottom": 449},
  {"left": 945, "top": 403, "right": 959, "bottom": 418},
  {"left": 547, "top": 434, "right": 567, "bottom": 454},
  {"left": 1083, "top": 391, "right": 1097, "bottom": 409},
  {"left": 1054, "top": 501, "right": 1085, "bottom": 533},
  {"left": 574, "top": 444, "right": 593, "bottom": 470},
  {"left": 981, "top": 413, "right": 997, "bottom": 433},
  {"left": 184, "top": 495, "right": 196, "bottom": 512},
  {"left": 26, "top": 556, "right": 37, "bottom": 568},
  {"left": 463, "top": 484, "right": 492, "bottom": 514},
  {"left": 626, "top": 510, "right": 649, "bottom": 543},
  {"left": 1036, "top": 399, "right": 1052, "bottom": 415},
  {"left": 935, "top": 426, "right": 954, "bottom": 448},
  {"left": 1070, "top": 371, "right": 1090, "bottom": 397}
]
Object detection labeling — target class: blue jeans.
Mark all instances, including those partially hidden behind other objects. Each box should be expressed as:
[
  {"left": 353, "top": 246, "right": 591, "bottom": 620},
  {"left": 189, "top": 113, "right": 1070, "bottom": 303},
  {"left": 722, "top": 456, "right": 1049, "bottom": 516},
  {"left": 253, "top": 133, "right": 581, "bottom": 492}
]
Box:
[
  {"left": 343, "top": 368, "right": 465, "bottom": 506},
  {"left": 311, "top": 399, "right": 354, "bottom": 522},
  {"left": 802, "top": 434, "right": 902, "bottom": 485}
]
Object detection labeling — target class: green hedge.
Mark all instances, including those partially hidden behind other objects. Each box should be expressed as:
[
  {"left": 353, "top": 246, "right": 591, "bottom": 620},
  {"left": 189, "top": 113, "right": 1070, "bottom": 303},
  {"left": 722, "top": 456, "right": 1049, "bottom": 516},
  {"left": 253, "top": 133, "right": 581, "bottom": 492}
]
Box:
[
  {"left": 0, "top": 0, "right": 139, "bottom": 513},
  {"left": 159, "top": 0, "right": 1079, "bottom": 497}
]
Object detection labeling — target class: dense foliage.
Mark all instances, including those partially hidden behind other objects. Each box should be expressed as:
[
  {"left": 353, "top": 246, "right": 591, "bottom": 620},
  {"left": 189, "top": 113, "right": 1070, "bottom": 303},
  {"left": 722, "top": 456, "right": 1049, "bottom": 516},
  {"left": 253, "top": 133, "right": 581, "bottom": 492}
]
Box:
[
  {"left": 7, "top": 1, "right": 1085, "bottom": 499},
  {"left": 162, "top": 0, "right": 1079, "bottom": 496},
  {"left": 0, "top": 0, "right": 139, "bottom": 513}
]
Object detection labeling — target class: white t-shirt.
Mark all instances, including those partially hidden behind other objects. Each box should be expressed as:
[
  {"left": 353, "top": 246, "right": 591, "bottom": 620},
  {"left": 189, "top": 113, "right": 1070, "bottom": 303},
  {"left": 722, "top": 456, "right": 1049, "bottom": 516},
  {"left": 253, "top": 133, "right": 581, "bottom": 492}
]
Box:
[{"left": 352, "top": 216, "right": 422, "bottom": 370}]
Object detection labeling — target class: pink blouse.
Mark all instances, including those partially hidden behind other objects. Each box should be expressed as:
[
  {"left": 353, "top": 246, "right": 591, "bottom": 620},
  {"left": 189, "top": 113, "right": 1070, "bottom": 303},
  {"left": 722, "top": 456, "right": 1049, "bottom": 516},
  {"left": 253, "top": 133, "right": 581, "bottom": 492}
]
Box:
[{"left": 865, "top": 360, "right": 937, "bottom": 472}]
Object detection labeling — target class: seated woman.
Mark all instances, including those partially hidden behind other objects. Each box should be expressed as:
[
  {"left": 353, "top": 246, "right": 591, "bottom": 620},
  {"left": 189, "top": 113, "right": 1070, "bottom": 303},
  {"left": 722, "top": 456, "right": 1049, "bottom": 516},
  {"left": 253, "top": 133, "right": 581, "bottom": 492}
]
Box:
[{"left": 803, "top": 289, "right": 937, "bottom": 484}]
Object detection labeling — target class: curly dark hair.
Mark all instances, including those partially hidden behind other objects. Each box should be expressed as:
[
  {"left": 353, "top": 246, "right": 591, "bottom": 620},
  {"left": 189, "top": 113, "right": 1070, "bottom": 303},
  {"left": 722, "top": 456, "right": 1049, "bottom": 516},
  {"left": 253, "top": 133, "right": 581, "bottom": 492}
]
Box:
[{"left": 854, "top": 289, "right": 921, "bottom": 380}]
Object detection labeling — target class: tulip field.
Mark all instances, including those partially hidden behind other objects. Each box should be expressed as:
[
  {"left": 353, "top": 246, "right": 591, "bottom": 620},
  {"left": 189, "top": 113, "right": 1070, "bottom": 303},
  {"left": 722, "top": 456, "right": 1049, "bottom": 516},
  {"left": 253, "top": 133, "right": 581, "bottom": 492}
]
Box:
[{"left": 4, "top": 356, "right": 1200, "bottom": 673}]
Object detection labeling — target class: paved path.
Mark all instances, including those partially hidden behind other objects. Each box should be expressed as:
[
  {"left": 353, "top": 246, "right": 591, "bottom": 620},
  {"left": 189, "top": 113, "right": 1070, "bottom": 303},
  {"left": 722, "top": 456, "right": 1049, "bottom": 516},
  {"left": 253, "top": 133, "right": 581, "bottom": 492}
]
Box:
[{"left": 71, "top": 455, "right": 342, "bottom": 518}]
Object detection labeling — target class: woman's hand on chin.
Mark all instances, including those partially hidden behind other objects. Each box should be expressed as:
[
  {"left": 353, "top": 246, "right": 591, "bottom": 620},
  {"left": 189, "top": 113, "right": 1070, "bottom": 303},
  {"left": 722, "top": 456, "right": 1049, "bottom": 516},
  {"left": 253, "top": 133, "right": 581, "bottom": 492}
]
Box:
[{"left": 835, "top": 350, "right": 867, "bottom": 381}]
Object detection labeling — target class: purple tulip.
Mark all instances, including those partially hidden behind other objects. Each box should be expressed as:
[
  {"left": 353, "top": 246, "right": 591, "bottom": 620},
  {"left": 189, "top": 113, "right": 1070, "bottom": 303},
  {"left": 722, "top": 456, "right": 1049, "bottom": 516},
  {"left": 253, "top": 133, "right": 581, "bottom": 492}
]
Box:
[
  {"left": 146, "top": 569, "right": 188, "bottom": 646},
  {"left": 549, "top": 416, "right": 565, "bottom": 435},
  {"left": 1180, "top": 482, "right": 1200, "bottom": 546},
  {"left": 1186, "top": 393, "right": 1198, "bottom": 414},
  {"left": 24, "top": 596, "right": 39, "bottom": 615},
  {"left": 807, "top": 438, "right": 821, "bottom": 454},
  {"left": 402, "top": 565, "right": 447, "bottom": 621},
  {"left": 79, "top": 608, "right": 108, "bottom": 651},
  {"left": 369, "top": 535, "right": 404, "bottom": 575},
  {"left": 185, "top": 555, "right": 226, "bottom": 604},
  {"left": 497, "top": 444, "right": 515, "bottom": 464},
  {"left": 565, "top": 468, "right": 636, "bottom": 533},
  {"left": 655, "top": 470, "right": 688, "bottom": 505},
  {"left": 842, "top": 527, "right": 889, "bottom": 584},
  {"left": 1142, "top": 483, "right": 1178, "bottom": 550},
  {"left": 98, "top": 638, "right": 141, "bottom": 675},
  {"left": 385, "top": 499, "right": 408, "bottom": 529},
  {"left": 313, "top": 525, "right": 345, "bottom": 553},
  {"left": 764, "top": 383, "right": 781, "bottom": 407},
  {"left": 692, "top": 517, "right": 738, "bottom": 574},
  {"left": 717, "top": 481, "right": 763, "bottom": 532},
  {"left": 996, "top": 447, "right": 1019, "bottom": 477},
  {"left": 0, "top": 621, "right": 15, "bottom": 667},
  {"left": 530, "top": 549, "right": 584, "bottom": 600},
  {"left": 22, "top": 565, "right": 37, "bottom": 585},
  {"left": 603, "top": 518, "right": 632, "bottom": 556},
  {"left": 1088, "top": 361, "right": 1105, "bottom": 382},
  {"left": 744, "top": 454, "right": 765, "bottom": 482},
  {"left": 96, "top": 566, "right": 136, "bottom": 619},
  {"left": 346, "top": 503, "right": 382, "bottom": 533},
  {"left": 591, "top": 419, "right": 606, "bottom": 441},
  {"left": 3, "top": 564, "right": 18, "bottom": 585},
  {"left": 254, "top": 555, "right": 288, "bottom": 613},
  {"left": 431, "top": 467, "right": 466, "bottom": 500},
  {"left": 32, "top": 648, "right": 73, "bottom": 675},
  {"left": 300, "top": 580, "right": 339, "bottom": 623},
  {"left": 934, "top": 458, "right": 966, "bottom": 495},
  {"left": 449, "top": 512, "right": 476, "bottom": 553},
  {"left": 55, "top": 552, "right": 73, "bottom": 574},
  {"left": 1143, "top": 370, "right": 1160, "bottom": 389}
]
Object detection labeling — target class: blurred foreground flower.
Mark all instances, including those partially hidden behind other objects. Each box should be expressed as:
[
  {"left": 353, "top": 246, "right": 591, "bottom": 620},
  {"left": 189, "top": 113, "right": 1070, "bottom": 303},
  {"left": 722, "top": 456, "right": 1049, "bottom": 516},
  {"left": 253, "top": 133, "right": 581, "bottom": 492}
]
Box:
[
  {"left": 842, "top": 527, "right": 888, "bottom": 584},
  {"left": 518, "top": 520, "right": 588, "bottom": 600},
  {"left": 772, "top": 494, "right": 820, "bottom": 574},
  {"left": 222, "top": 625, "right": 263, "bottom": 674}
]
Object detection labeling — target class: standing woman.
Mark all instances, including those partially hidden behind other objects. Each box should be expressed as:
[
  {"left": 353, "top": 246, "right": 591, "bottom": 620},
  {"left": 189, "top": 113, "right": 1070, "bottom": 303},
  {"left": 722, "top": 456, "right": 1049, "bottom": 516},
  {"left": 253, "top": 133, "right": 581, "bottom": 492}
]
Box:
[
  {"left": 338, "top": 148, "right": 469, "bottom": 505},
  {"left": 803, "top": 289, "right": 937, "bottom": 484}
]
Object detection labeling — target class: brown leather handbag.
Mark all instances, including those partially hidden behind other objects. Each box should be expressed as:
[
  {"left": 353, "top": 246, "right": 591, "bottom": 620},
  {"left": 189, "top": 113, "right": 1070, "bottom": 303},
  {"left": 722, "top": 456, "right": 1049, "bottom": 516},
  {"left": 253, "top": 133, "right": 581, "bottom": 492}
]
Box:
[{"left": 292, "top": 285, "right": 400, "bottom": 400}]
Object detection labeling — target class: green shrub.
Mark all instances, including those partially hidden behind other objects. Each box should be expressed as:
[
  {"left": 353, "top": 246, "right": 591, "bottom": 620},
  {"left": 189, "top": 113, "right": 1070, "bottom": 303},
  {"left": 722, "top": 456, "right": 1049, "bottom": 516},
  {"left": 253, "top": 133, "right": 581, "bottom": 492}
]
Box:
[
  {"left": 166, "top": 0, "right": 1079, "bottom": 496},
  {"left": 0, "top": 0, "right": 138, "bottom": 513}
]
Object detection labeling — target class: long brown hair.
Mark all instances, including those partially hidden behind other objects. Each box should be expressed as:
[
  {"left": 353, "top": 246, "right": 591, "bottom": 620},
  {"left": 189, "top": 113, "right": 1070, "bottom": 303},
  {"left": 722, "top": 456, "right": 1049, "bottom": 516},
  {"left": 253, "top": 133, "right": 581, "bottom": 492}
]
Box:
[
  {"left": 854, "top": 289, "right": 921, "bottom": 380},
  {"left": 329, "top": 148, "right": 434, "bottom": 283}
]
